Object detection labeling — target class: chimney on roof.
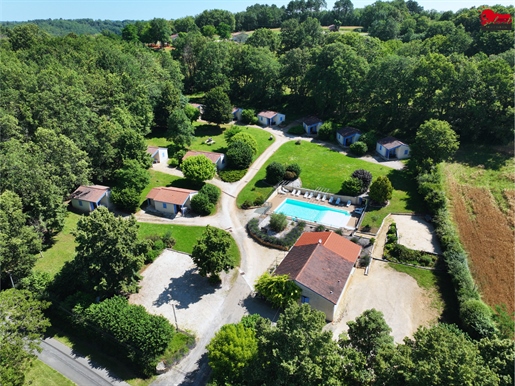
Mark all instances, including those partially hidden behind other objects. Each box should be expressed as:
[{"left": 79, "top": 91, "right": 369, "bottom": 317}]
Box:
[{"left": 318, "top": 239, "right": 322, "bottom": 244}]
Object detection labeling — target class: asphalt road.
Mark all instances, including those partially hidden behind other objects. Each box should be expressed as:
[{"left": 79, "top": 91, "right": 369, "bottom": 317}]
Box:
[{"left": 37, "top": 337, "right": 130, "bottom": 386}]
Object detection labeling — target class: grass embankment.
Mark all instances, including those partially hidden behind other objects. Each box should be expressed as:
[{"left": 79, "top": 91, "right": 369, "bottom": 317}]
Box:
[
  {"left": 237, "top": 141, "right": 424, "bottom": 230},
  {"left": 24, "top": 359, "right": 75, "bottom": 386},
  {"left": 388, "top": 263, "right": 459, "bottom": 324},
  {"left": 442, "top": 145, "right": 514, "bottom": 313}
]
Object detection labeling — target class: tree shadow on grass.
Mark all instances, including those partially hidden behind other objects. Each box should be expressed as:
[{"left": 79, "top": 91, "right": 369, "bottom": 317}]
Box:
[
  {"left": 254, "top": 179, "right": 274, "bottom": 188},
  {"left": 153, "top": 268, "right": 219, "bottom": 309},
  {"left": 168, "top": 178, "right": 205, "bottom": 191},
  {"left": 433, "top": 258, "right": 460, "bottom": 325},
  {"left": 387, "top": 168, "right": 427, "bottom": 213},
  {"left": 453, "top": 144, "right": 511, "bottom": 170},
  {"left": 194, "top": 124, "right": 224, "bottom": 137}
]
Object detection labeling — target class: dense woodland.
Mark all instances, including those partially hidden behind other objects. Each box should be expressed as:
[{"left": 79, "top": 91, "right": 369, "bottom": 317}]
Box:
[{"left": 0, "top": 0, "right": 513, "bottom": 384}]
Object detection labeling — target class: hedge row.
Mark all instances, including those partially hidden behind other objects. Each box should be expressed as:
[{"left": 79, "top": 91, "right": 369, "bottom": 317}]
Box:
[
  {"left": 383, "top": 223, "right": 436, "bottom": 267},
  {"left": 247, "top": 218, "right": 306, "bottom": 250},
  {"left": 417, "top": 165, "right": 496, "bottom": 339}
]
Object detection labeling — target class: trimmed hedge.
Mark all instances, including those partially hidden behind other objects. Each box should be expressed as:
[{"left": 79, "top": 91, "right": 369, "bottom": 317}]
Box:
[
  {"left": 417, "top": 165, "right": 496, "bottom": 339},
  {"left": 219, "top": 168, "right": 247, "bottom": 182},
  {"left": 247, "top": 218, "right": 305, "bottom": 250}
]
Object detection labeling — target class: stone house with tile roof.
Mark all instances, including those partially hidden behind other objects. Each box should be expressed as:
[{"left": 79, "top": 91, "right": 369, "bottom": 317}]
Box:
[{"left": 275, "top": 231, "right": 362, "bottom": 321}]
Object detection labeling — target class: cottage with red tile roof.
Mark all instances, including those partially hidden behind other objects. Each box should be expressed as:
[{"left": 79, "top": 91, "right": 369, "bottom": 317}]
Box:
[
  {"left": 274, "top": 231, "right": 362, "bottom": 321},
  {"left": 376, "top": 136, "right": 410, "bottom": 160},
  {"left": 257, "top": 110, "right": 285, "bottom": 126},
  {"left": 182, "top": 150, "right": 225, "bottom": 170},
  {"left": 146, "top": 187, "right": 198, "bottom": 216},
  {"left": 70, "top": 185, "right": 111, "bottom": 213}
]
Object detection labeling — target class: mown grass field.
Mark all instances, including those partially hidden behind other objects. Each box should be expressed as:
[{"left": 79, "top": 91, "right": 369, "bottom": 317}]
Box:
[
  {"left": 35, "top": 211, "right": 81, "bottom": 277},
  {"left": 237, "top": 141, "right": 424, "bottom": 229},
  {"left": 138, "top": 222, "right": 241, "bottom": 267},
  {"left": 24, "top": 359, "right": 75, "bottom": 386}
]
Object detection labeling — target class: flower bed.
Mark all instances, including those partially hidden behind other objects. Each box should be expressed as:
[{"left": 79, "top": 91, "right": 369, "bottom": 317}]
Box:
[{"left": 247, "top": 218, "right": 306, "bottom": 251}]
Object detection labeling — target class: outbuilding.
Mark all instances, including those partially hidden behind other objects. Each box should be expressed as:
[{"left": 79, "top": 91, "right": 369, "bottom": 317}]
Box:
[
  {"left": 376, "top": 136, "right": 410, "bottom": 160},
  {"left": 336, "top": 127, "right": 361, "bottom": 147},
  {"left": 146, "top": 187, "right": 198, "bottom": 216},
  {"left": 257, "top": 110, "right": 285, "bottom": 126},
  {"left": 70, "top": 185, "right": 111, "bottom": 213},
  {"left": 302, "top": 116, "right": 323, "bottom": 134},
  {"left": 147, "top": 146, "right": 169, "bottom": 163},
  {"left": 182, "top": 150, "right": 225, "bottom": 170}
]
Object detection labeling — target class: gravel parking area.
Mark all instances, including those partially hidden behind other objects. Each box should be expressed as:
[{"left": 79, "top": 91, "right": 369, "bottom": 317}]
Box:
[
  {"left": 391, "top": 215, "right": 442, "bottom": 254},
  {"left": 324, "top": 260, "right": 439, "bottom": 343},
  {"left": 130, "top": 250, "right": 233, "bottom": 336}
]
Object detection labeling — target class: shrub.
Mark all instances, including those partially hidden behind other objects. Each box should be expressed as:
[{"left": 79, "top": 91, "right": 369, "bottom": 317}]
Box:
[
  {"left": 253, "top": 194, "right": 265, "bottom": 206},
  {"left": 350, "top": 141, "right": 368, "bottom": 156},
  {"left": 318, "top": 122, "right": 335, "bottom": 140},
  {"left": 182, "top": 155, "right": 216, "bottom": 182},
  {"left": 175, "top": 149, "right": 187, "bottom": 165},
  {"left": 284, "top": 170, "right": 296, "bottom": 180},
  {"left": 229, "top": 132, "right": 258, "bottom": 155},
  {"left": 269, "top": 213, "right": 288, "bottom": 232},
  {"left": 341, "top": 177, "right": 363, "bottom": 196},
  {"left": 287, "top": 125, "right": 305, "bottom": 135},
  {"left": 162, "top": 231, "right": 176, "bottom": 248},
  {"left": 241, "top": 109, "right": 257, "bottom": 125},
  {"left": 190, "top": 193, "right": 214, "bottom": 216},
  {"left": 241, "top": 200, "right": 253, "bottom": 209},
  {"left": 369, "top": 176, "right": 393, "bottom": 204},
  {"left": 359, "top": 255, "right": 371, "bottom": 267},
  {"left": 226, "top": 140, "right": 253, "bottom": 170},
  {"left": 285, "top": 163, "right": 301, "bottom": 179},
  {"left": 199, "top": 184, "right": 220, "bottom": 205},
  {"left": 219, "top": 169, "right": 246, "bottom": 182},
  {"left": 351, "top": 169, "right": 373, "bottom": 193},
  {"left": 315, "top": 225, "right": 325, "bottom": 232},
  {"left": 265, "top": 162, "right": 285, "bottom": 185},
  {"left": 460, "top": 299, "right": 497, "bottom": 339},
  {"left": 295, "top": 139, "right": 301, "bottom": 145},
  {"left": 360, "top": 131, "right": 378, "bottom": 149},
  {"left": 335, "top": 228, "right": 344, "bottom": 236},
  {"left": 111, "top": 187, "right": 141, "bottom": 213},
  {"left": 224, "top": 126, "right": 242, "bottom": 142},
  {"left": 255, "top": 273, "right": 301, "bottom": 308},
  {"left": 168, "top": 158, "right": 178, "bottom": 168},
  {"left": 350, "top": 237, "right": 359, "bottom": 244}
]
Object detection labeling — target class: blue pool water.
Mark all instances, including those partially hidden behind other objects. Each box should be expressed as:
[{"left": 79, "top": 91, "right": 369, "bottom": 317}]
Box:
[{"left": 275, "top": 198, "right": 351, "bottom": 229}]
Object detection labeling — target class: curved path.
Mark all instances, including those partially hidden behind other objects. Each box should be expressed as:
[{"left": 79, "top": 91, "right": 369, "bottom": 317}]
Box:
[{"left": 140, "top": 125, "right": 403, "bottom": 385}]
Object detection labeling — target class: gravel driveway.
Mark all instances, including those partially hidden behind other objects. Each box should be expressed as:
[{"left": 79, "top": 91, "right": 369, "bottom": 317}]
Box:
[
  {"left": 324, "top": 260, "right": 439, "bottom": 343},
  {"left": 391, "top": 215, "right": 442, "bottom": 254}
]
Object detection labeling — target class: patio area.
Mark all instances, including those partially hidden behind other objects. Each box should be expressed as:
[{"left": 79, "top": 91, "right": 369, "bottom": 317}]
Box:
[{"left": 267, "top": 188, "right": 362, "bottom": 230}]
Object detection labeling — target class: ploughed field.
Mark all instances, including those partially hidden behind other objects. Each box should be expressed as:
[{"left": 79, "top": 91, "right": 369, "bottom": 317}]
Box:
[{"left": 443, "top": 163, "right": 514, "bottom": 313}]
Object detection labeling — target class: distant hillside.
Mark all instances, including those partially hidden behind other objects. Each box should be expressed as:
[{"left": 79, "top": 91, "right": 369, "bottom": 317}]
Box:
[{"left": 0, "top": 18, "right": 140, "bottom": 36}]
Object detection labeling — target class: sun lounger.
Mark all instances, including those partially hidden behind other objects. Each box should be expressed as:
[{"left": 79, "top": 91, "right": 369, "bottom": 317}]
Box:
[
  {"left": 291, "top": 189, "right": 297, "bottom": 195},
  {"left": 346, "top": 200, "right": 351, "bottom": 207},
  {"left": 308, "top": 192, "right": 314, "bottom": 199},
  {"left": 304, "top": 191, "right": 309, "bottom": 198},
  {"left": 281, "top": 187, "right": 289, "bottom": 193},
  {"left": 322, "top": 194, "right": 327, "bottom": 202},
  {"left": 315, "top": 193, "right": 321, "bottom": 200},
  {"left": 328, "top": 196, "right": 334, "bottom": 204},
  {"left": 355, "top": 208, "right": 364, "bottom": 214},
  {"left": 296, "top": 190, "right": 301, "bottom": 196},
  {"left": 335, "top": 198, "right": 341, "bottom": 205}
]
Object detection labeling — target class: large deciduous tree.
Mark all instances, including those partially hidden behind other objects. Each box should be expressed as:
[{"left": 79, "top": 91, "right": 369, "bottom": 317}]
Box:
[
  {"left": 73, "top": 207, "right": 146, "bottom": 297},
  {"left": 148, "top": 18, "right": 172, "bottom": 46},
  {"left": 181, "top": 155, "right": 216, "bottom": 183},
  {"left": 228, "top": 132, "right": 258, "bottom": 155},
  {"left": 111, "top": 159, "right": 150, "bottom": 212},
  {"left": 207, "top": 323, "right": 258, "bottom": 384},
  {"left": 166, "top": 109, "right": 195, "bottom": 147},
  {"left": 202, "top": 87, "right": 233, "bottom": 126},
  {"left": 191, "top": 225, "right": 234, "bottom": 280},
  {"left": 411, "top": 119, "right": 459, "bottom": 171},
  {"left": 0, "top": 289, "right": 50, "bottom": 386},
  {"left": 0, "top": 191, "right": 42, "bottom": 286}
]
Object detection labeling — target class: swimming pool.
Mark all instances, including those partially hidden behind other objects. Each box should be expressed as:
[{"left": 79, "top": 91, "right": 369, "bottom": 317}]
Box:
[{"left": 274, "top": 198, "right": 352, "bottom": 229}]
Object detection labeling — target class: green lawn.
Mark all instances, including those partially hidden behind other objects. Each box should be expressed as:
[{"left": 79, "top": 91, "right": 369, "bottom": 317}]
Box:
[
  {"left": 35, "top": 212, "right": 81, "bottom": 278},
  {"left": 145, "top": 124, "right": 274, "bottom": 163},
  {"left": 137, "top": 222, "right": 241, "bottom": 266},
  {"left": 237, "top": 141, "right": 424, "bottom": 228},
  {"left": 24, "top": 359, "right": 75, "bottom": 386}
]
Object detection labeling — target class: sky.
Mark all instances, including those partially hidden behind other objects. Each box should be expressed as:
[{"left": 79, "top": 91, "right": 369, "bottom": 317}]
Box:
[{"left": 0, "top": 0, "right": 512, "bottom": 22}]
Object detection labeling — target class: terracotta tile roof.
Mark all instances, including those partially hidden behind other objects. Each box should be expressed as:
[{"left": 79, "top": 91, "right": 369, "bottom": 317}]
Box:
[
  {"left": 183, "top": 150, "right": 223, "bottom": 164},
  {"left": 146, "top": 187, "right": 197, "bottom": 206},
  {"left": 147, "top": 146, "right": 159, "bottom": 156},
  {"left": 377, "top": 136, "right": 406, "bottom": 150},
  {"left": 275, "top": 243, "right": 355, "bottom": 304},
  {"left": 303, "top": 116, "right": 322, "bottom": 126},
  {"left": 70, "top": 185, "right": 110, "bottom": 203},
  {"left": 258, "top": 110, "right": 279, "bottom": 119},
  {"left": 294, "top": 232, "right": 361, "bottom": 264},
  {"left": 336, "top": 126, "right": 361, "bottom": 137}
]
